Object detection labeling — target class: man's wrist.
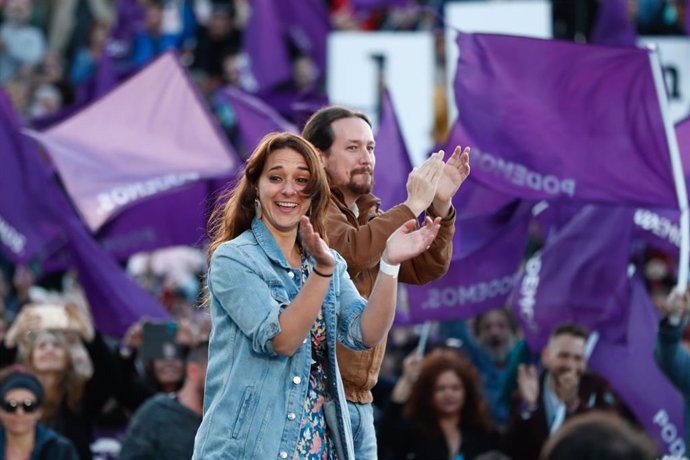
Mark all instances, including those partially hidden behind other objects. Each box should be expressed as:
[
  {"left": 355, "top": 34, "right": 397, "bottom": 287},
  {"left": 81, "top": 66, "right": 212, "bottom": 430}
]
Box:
[{"left": 431, "top": 198, "right": 452, "bottom": 218}]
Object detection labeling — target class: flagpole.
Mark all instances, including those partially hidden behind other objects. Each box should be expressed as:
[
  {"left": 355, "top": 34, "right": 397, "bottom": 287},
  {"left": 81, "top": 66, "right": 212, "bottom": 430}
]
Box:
[{"left": 648, "top": 47, "right": 689, "bottom": 291}]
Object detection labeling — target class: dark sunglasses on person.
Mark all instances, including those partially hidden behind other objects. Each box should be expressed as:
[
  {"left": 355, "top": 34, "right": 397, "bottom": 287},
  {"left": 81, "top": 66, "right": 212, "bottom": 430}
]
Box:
[{"left": 1, "top": 399, "right": 39, "bottom": 414}]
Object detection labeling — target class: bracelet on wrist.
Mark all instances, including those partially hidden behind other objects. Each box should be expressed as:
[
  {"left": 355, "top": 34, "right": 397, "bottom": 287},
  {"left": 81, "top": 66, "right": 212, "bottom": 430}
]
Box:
[
  {"left": 312, "top": 267, "right": 333, "bottom": 278},
  {"left": 379, "top": 258, "right": 400, "bottom": 278}
]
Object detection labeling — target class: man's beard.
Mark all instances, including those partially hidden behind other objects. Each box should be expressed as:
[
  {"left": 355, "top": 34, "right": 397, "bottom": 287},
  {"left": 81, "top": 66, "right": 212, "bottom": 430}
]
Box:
[
  {"left": 345, "top": 168, "right": 373, "bottom": 196},
  {"left": 481, "top": 335, "right": 516, "bottom": 366}
]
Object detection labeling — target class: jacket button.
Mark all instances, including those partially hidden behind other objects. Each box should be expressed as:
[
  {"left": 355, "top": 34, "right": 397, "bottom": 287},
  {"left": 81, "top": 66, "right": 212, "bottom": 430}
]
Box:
[
  {"left": 279, "top": 451, "right": 288, "bottom": 458},
  {"left": 288, "top": 271, "right": 295, "bottom": 279},
  {"left": 292, "top": 376, "right": 301, "bottom": 384},
  {"left": 287, "top": 412, "right": 296, "bottom": 421}
]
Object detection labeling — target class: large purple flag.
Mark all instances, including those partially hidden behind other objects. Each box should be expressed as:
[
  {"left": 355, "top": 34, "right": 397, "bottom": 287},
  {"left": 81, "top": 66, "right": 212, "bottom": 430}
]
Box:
[
  {"left": 590, "top": 0, "right": 637, "bottom": 47},
  {"left": 453, "top": 32, "right": 676, "bottom": 208},
  {"left": 350, "top": 0, "right": 412, "bottom": 11},
  {"left": 373, "top": 89, "right": 413, "bottom": 211},
  {"left": 220, "top": 87, "right": 297, "bottom": 154},
  {"left": 0, "top": 96, "right": 168, "bottom": 334},
  {"left": 26, "top": 52, "right": 238, "bottom": 232},
  {"left": 511, "top": 206, "right": 634, "bottom": 351},
  {"left": 244, "top": 0, "right": 292, "bottom": 92},
  {"left": 403, "top": 200, "right": 532, "bottom": 323},
  {"left": 277, "top": 0, "right": 329, "bottom": 81},
  {"left": 588, "top": 276, "right": 686, "bottom": 456},
  {"left": 0, "top": 92, "right": 66, "bottom": 264}
]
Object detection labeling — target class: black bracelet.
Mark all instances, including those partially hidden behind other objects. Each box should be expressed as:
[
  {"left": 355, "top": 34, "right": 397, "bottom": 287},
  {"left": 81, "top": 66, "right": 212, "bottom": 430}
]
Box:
[{"left": 312, "top": 267, "right": 333, "bottom": 278}]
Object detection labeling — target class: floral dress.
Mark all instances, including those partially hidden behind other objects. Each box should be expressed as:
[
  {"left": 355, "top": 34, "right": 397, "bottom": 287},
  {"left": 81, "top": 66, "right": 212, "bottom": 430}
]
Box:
[{"left": 292, "top": 309, "right": 337, "bottom": 460}]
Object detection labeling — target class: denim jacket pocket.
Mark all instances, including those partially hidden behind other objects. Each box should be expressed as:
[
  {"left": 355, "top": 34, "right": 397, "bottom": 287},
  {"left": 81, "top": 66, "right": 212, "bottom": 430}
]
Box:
[
  {"left": 231, "top": 386, "right": 256, "bottom": 439},
  {"left": 269, "top": 282, "right": 290, "bottom": 311}
]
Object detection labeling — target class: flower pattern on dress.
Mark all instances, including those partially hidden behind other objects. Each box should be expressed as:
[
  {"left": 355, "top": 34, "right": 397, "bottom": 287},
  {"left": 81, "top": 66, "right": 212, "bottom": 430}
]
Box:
[{"left": 293, "top": 311, "right": 337, "bottom": 460}]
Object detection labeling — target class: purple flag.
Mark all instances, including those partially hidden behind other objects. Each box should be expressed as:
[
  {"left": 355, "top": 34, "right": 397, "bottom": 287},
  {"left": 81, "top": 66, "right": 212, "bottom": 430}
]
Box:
[
  {"left": 278, "top": 0, "right": 329, "bottom": 81},
  {"left": 75, "top": 50, "right": 120, "bottom": 106},
  {"left": 374, "top": 89, "right": 413, "bottom": 211},
  {"left": 111, "top": 0, "right": 146, "bottom": 42},
  {"left": 590, "top": 0, "right": 637, "bottom": 47},
  {"left": 511, "top": 206, "right": 634, "bottom": 351},
  {"left": 62, "top": 218, "right": 170, "bottom": 336},
  {"left": 0, "top": 92, "right": 66, "bottom": 264},
  {"left": 678, "top": 116, "right": 690, "bottom": 176},
  {"left": 220, "top": 87, "right": 297, "bottom": 154},
  {"left": 402, "top": 201, "right": 532, "bottom": 323},
  {"left": 0, "top": 95, "right": 168, "bottom": 335},
  {"left": 26, "top": 52, "right": 238, "bottom": 232},
  {"left": 453, "top": 32, "right": 676, "bottom": 208},
  {"left": 244, "top": 0, "right": 292, "bottom": 92},
  {"left": 350, "top": 0, "right": 412, "bottom": 11},
  {"left": 588, "top": 276, "right": 686, "bottom": 456}
]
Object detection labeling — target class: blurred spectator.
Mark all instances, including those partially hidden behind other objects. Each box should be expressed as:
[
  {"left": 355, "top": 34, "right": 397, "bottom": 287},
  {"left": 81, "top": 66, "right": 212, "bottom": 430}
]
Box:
[
  {"left": 129, "top": 0, "right": 180, "bottom": 68},
  {"left": 46, "top": 0, "right": 114, "bottom": 59},
  {"left": 379, "top": 348, "right": 499, "bottom": 460},
  {"left": 115, "top": 318, "right": 198, "bottom": 413},
  {"left": 540, "top": 411, "right": 658, "bottom": 460},
  {"left": 192, "top": 4, "right": 240, "bottom": 88},
  {"left": 441, "top": 308, "right": 521, "bottom": 427},
  {"left": 70, "top": 20, "right": 110, "bottom": 86},
  {"left": 0, "top": 0, "right": 46, "bottom": 83},
  {"left": 3, "top": 303, "right": 120, "bottom": 460},
  {"left": 118, "top": 341, "right": 207, "bottom": 460},
  {"left": 654, "top": 288, "right": 690, "bottom": 448},
  {"left": 0, "top": 368, "right": 79, "bottom": 460},
  {"left": 27, "top": 83, "right": 61, "bottom": 118},
  {"left": 502, "top": 323, "right": 634, "bottom": 460}
]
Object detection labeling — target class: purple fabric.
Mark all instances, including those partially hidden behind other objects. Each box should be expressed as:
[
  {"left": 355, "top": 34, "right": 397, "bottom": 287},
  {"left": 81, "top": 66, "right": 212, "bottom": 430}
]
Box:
[
  {"left": 43, "top": 179, "right": 228, "bottom": 271},
  {"left": 244, "top": 0, "right": 292, "bottom": 92},
  {"left": 590, "top": 0, "right": 637, "bottom": 47},
  {"left": 62, "top": 217, "right": 170, "bottom": 336},
  {"left": 111, "top": 0, "right": 146, "bottom": 42},
  {"left": 277, "top": 0, "right": 329, "bottom": 81},
  {"left": 220, "top": 86, "right": 297, "bottom": 153},
  {"left": 75, "top": 51, "right": 120, "bottom": 106},
  {"left": 512, "top": 206, "right": 634, "bottom": 351},
  {"left": 26, "top": 52, "right": 238, "bottom": 232},
  {"left": 0, "top": 92, "right": 67, "bottom": 264},
  {"left": 453, "top": 32, "right": 676, "bottom": 208},
  {"left": 402, "top": 201, "right": 531, "bottom": 323},
  {"left": 373, "top": 89, "right": 412, "bottom": 211},
  {"left": 588, "top": 276, "right": 686, "bottom": 455},
  {"left": 349, "top": 0, "right": 412, "bottom": 11},
  {"left": 632, "top": 207, "right": 681, "bottom": 256},
  {"left": 678, "top": 116, "right": 690, "bottom": 177},
  {"left": 0, "top": 94, "right": 168, "bottom": 335}
]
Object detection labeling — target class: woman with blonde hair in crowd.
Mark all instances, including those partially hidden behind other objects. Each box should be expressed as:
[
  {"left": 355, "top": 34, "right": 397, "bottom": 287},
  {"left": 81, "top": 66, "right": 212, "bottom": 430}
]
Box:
[
  {"left": 192, "top": 132, "right": 441, "bottom": 459},
  {"left": 380, "top": 348, "right": 500, "bottom": 460},
  {"left": 3, "top": 303, "right": 120, "bottom": 460}
]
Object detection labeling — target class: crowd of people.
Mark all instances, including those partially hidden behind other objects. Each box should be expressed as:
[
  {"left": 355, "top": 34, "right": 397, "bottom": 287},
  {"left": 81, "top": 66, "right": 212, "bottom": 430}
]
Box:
[{"left": 1, "top": 0, "right": 690, "bottom": 459}]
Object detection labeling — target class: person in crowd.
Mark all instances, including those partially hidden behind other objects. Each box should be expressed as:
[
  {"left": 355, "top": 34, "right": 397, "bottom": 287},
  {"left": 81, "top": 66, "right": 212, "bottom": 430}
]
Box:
[
  {"left": 302, "top": 106, "right": 470, "bottom": 458},
  {"left": 379, "top": 348, "right": 499, "bottom": 460},
  {"left": 3, "top": 303, "right": 120, "bottom": 460},
  {"left": 119, "top": 341, "right": 208, "bottom": 460},
  {"left": 0, "top": 0, "right": 46, "bottom": 83},
  {"left": 440, "top": 307, "right": 522, "bottom": 427},
  {"left": 502, "top": 323, "right": 633, "bottom": 460},
  {"left": 0, "top": 367, "right": 79, "bottom": 460},
  {"left": 539, "top": 411, "right": 658, "bottom": 460},
  {"left": 192, "top": 132, "right": 441, "bottom": 459},
  {"left": 654, "top": 287, "right": 690, "bottom": 448}
]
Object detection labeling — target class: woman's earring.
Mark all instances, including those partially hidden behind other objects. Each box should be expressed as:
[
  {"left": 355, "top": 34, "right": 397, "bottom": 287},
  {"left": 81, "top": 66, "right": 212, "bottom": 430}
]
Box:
[{"left": 254, "top": 198, "right": 262, "bottom": 219}]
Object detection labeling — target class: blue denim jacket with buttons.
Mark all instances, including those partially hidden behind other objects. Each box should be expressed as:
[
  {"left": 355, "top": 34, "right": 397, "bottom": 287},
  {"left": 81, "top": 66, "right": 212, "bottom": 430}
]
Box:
[{"left": 192, "top": 218, "right": 368, "bottom": 460}]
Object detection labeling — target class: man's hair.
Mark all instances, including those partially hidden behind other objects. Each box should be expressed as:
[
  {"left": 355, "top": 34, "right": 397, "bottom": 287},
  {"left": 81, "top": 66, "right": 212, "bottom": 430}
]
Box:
[
  {"left": 550, "top": 323, "right": 589, "bottom": 341},
  {"left": 540, "top": 411, "right": 657, "bottom": 460},
  {"left": 301, "top": 106, "right": 371, "bottom": 155}
]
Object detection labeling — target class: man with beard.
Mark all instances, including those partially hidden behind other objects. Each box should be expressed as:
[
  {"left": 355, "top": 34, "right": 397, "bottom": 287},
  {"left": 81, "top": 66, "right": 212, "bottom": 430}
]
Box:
[
  {"left": 119, "top": 342, "right": 208, "bottom": 460},
  {"left": 445, "top": 308, "right": 521, "bottom": 427},
  {"left": 302, "top": 106, "right": 470, "bottom": 459},
  {"left": 502, "top": 324, "right": 631, "bottom": 460}
]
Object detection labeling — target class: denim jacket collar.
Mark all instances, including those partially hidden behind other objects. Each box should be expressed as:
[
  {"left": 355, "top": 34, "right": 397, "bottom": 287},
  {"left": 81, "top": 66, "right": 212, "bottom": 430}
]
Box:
[{"left": 251, "top": 217, "right": 296, "bottom": 271}]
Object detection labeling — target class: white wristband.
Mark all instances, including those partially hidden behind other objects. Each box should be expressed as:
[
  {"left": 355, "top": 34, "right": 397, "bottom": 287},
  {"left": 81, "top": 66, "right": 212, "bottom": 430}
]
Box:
[{"left": 379, "top": 258, "right": 400, "bottom": 278}]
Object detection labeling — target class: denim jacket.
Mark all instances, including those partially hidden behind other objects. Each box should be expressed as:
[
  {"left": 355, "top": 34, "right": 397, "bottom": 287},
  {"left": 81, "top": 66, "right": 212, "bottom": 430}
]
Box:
[{"left": 193, "top": 218, "right": 369, "bottom": 460}]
